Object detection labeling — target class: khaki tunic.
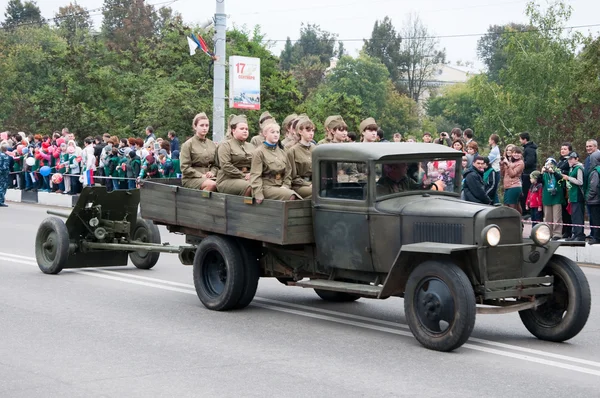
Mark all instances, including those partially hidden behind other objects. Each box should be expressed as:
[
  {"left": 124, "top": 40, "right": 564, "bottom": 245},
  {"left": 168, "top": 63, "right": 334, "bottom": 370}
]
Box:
[
  {"left": 180, "top": 136, "right": 218, "bottom": 190},
  {"left": 317, "top": 137, "right": 331, "bottom": 145},
  {"left": 250, "top": 134, "right": 265, "bottom": 147},
  {"left": 287, "top": 142, "right": 314, "bottom": 199},
  {"left": 216, "top": 139, "right": 255, "bottom": 195},
  {"left": 250, "top": 144, "right": 298, "bottom": 201},
  {"left": 281, "top": 137, "right": 297, "bottom": 150}
]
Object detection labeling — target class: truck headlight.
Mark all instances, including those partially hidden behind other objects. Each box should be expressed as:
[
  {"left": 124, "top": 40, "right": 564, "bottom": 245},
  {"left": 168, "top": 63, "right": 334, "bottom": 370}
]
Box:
[
  {"left": 481, "top": 224, "right": 501, "bottom": 247},
  {"left": 531, "top": 223, "right": 551, "bottom": 245}
]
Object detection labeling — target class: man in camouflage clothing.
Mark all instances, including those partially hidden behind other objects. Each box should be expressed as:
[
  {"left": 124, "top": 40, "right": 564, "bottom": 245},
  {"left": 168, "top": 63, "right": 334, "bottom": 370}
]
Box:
[{"left": 0, "top": 143, "right": 11, "bottom": 207}]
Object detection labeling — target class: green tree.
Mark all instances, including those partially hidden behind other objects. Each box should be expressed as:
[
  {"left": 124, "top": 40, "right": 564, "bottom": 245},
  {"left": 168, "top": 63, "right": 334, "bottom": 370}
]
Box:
[
  {"left": 476, "top": 23, "right": 530, "bottom": 82},
  {"left": 2, "top": 0, "right": 44, "bottom": 28},
  {"left": 280, "top": 37, "right": 293, "bottom": 71},
  {"left": 426, "top": 83, "right": 480, "bottom": 134},
  {"left": 298, "top": 89, "right": 363, "bottom": 140},
  {"left": 54, "top": 2, "right": 93, "bottom": 45},
  {"left": 363, "top": 16, "right": 405, "bottom": 89},
  {"left": 471, "top": 1, "right": 582, "bottom": 156},
  {"left": 102, "top": 0, "right": 156, "bottom": 51}
]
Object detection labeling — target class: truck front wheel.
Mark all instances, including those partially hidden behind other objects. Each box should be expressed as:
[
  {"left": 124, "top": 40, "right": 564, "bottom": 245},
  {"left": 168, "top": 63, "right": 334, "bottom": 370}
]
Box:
[
  {"left": 519, "top": 255, "right": 591, "bottom": 342},
  {"left": 404, "top": 261, "right": 476, "bottom": 352},
  {"left": 193, "top": 235, "right": 245, "bottom": 311}
]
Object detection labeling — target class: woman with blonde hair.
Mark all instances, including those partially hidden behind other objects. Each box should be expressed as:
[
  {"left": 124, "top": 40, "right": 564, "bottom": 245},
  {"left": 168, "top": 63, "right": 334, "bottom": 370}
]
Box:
[{"left": 250, "top": 120, "right": 299, "bottom": 203}]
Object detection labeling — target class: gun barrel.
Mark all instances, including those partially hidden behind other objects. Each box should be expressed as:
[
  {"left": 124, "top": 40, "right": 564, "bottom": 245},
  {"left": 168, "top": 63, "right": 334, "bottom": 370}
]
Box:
[{"left": 46, "top": 210, "right": 71, "bottom": 218}]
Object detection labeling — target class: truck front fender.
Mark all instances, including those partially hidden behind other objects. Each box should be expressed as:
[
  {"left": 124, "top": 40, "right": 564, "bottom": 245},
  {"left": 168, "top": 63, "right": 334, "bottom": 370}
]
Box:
[{"left": 378, "top": 242, "right": 477, "bottom": 299}]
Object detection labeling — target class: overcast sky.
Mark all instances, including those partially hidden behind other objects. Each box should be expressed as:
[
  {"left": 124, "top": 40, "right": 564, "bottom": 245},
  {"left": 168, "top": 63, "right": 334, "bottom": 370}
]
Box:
[{"left": 4, "top": 0, "right": 600, "bottom": 70}]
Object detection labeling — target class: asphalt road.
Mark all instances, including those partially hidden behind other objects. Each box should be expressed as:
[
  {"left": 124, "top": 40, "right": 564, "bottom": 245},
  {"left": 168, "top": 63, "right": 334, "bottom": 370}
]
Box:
[{"left": 1, "top": 203, "right": 599, "bottom": 397}]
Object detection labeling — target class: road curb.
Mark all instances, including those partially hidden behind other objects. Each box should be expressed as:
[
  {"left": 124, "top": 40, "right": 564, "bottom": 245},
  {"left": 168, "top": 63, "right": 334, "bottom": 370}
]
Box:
[{"left": 6, "top": 189, "right": 79, "bottom": 208}]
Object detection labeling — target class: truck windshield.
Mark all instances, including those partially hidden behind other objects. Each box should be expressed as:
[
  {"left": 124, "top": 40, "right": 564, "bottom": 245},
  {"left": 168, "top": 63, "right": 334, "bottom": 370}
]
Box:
[{"left": 375, "top": 158, "right": 461, "bottom": 198}]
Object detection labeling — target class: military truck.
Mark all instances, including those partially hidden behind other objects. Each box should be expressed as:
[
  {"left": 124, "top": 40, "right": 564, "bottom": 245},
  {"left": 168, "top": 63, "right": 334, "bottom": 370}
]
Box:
[{"left": 35, "top": 143, "right": 591, "bottom": 352}]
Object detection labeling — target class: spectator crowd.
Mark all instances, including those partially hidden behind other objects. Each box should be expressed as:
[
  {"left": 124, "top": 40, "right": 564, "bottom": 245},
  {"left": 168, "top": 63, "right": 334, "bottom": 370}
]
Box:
[{"left": 0, "top": 122, "right": 598, "bottom": 244}]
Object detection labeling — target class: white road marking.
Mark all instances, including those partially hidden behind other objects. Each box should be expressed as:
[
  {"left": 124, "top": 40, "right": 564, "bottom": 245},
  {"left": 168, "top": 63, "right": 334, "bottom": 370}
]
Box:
[{"left": 2, "top": 251, "right": 600, "bottom": 376}]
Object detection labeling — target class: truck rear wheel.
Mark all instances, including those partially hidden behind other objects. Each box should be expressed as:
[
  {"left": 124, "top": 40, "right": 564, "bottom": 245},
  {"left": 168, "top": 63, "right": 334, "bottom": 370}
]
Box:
[
  {"left": 314, "top": 289, "right": 360, "bottom": 302},
  {"left": 404, "top": 261, "right": 476, "bottom": 352},
  {"left": 233, "top": 241, "right": 260, "bottom": 310},
  {"left": 35, "top": 217, "right": 70, "bottom": 275},
  {"left": 129, "top": 218, "right": 161, "bottom": 270},
  {"left": 193, "top": 235, "right": 245, "bottom": 311},
  {"left": 519, "top": 255, "right": 591, "bottom": 342}
]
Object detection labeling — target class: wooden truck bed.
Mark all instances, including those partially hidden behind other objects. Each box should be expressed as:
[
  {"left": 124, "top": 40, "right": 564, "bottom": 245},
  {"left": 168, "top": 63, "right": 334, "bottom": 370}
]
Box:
[{"left": 139, "top": 180, "right": 314, "bottom": 245}]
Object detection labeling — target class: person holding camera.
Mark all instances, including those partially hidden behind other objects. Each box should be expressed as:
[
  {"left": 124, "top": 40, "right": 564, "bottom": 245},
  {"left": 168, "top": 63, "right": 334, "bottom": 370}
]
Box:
[
  {"left": 434, "top": 132, "right": 452, "bottom": 146},
  {"left": 541, "top": 157, "right": 565, "bottom": 240}
]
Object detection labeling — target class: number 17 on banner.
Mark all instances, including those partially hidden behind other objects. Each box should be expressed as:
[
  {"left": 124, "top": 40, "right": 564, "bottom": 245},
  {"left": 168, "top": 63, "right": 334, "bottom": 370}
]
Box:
[{"left": 229, "top": 56, "right": 261, "bottom": 110}]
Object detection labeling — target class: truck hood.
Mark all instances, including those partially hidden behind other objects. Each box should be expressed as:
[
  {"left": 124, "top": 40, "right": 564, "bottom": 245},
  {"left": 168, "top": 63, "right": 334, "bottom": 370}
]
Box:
[{"left": 375, "top": 194, "right": 490, "bottom": 219}]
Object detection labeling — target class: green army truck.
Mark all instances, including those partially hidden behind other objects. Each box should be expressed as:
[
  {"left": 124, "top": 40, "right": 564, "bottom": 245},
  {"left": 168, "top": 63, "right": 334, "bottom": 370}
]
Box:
[{"left": 35, "top": 143, "right": 591, "bottom": 352}]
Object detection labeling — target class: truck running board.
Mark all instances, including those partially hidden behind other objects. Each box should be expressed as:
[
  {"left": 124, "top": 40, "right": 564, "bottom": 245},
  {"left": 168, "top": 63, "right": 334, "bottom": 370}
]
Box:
[{"left": 291, "top": 280, "right": 382, "bottom": 297}]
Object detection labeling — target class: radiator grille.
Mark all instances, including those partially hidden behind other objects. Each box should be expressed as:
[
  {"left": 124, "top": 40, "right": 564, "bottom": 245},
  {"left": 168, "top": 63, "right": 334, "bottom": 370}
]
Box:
[
  {"left": 412, "top": 222, "right": 464, "bottom": 244},
  {"left": 486, "top": 217, "right": 522, "bottom": 280}
]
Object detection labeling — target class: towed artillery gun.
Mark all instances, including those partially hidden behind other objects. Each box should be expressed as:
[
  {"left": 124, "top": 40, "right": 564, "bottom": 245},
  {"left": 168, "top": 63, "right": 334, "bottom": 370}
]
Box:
[{"left": 35, "top": 143, "right": 591, "bottom": 352}]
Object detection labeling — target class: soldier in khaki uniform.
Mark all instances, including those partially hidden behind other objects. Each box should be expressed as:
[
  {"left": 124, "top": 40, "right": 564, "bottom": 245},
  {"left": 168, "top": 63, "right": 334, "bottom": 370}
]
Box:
[
  {"left": 180, "top": 113, "right": 218, "bottom": 191},
  {"left": 287, "top": 116, "right": 315, "bottom": 199},
  {"left": 317, "top": 115, "right": 335, "bottom": 145},
  {"left": 216, "top": 115, "right": 255, "bottom": 196},
  {"left": 280, "top": 113, "right": 297, "bottom": 146},
  {"left": 319, "top": 115, "right": 348, "bottom": 144},
  {"left": 359, "top": 117, "right": 378, "bottom": 143},
  {"left": 250, "top": 120, "right": 299, "bottom": 203},
  {"left": 250, "top": 111, "right": 275, "bottom": 147},
  {"left": 282, "top": 113, "right": 306, "bottom": 149}
]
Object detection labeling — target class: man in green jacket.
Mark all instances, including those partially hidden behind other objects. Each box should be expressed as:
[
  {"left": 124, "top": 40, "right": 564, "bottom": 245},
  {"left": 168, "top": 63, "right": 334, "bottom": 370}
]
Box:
[{"left": 562, "top": 152, "right": 585, "bottom": 241}]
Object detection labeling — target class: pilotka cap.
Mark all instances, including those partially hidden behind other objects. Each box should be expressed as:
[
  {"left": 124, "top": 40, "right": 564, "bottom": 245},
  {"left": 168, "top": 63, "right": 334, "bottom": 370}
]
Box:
[{"left": 359, "top": 117, "right": 377, "bottom": 133}]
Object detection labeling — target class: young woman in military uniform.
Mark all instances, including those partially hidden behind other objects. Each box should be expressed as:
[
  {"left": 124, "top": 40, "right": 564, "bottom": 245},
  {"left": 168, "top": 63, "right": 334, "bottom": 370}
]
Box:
[
  {"left": 179, "top": 112, "right": 218, "bottom": 191},
  {"left": 216, "top": 115, "right": 255, "bottom": 196},
  {"left": 287, "top": 116, "right": 315, "bottom": 199},
  {"left": 359, "top": 117, "right": 378, "bottom": 143},
  {"left": 250, "top": 121, "right": 299, "bottom": 203},
  {"left": 280, "top": 113, "right": 298, "bottom": 148}
]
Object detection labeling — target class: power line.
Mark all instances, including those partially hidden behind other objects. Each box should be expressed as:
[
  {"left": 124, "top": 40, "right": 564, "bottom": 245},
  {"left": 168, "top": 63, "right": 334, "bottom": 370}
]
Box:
[
  {"left": 267, "top": 23, "right": 600, "bottom": 43},
  {"left": 0, "top": 0, "right": 179, "bottom": 30}
]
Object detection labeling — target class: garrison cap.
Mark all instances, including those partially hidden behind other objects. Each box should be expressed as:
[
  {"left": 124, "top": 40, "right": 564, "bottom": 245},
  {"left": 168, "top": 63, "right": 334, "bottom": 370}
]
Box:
[
  {"left": 325, "top": 115, "right": 347, "bottom": 130},
  {"left": 282, "top": 113, "right": 298, "bottom": 129},
  {"left": 259, "top": 111, "right": 274, "bottom": 127},
  {"left": 230, "top": 114, "right": 248, "bottom": 126},
  {"left": 359, "top": 117, "right": 377, "bottom": 132}
]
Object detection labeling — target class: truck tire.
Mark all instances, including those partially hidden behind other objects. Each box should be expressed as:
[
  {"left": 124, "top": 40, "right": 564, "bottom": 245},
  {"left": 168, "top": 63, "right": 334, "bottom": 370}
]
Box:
[
  {"left": 519, "top": 254, "right": 591, "bottom": 342},
  {"left": 129, "top": 218, "right": 161, "bottom": 270},
  {"left": 35, "top": 217, "right": 70, "bottom": 275},
  {"left": 314, "top": 289, "right": 360, "bottom": 302},
  {"left": 193, "top": 235, "right": 245, "bottom": 311},
  {"left": 404, "top": 261, "right": 476, "bottom": 352},
  {"left": 233, "top": 241, "right": 260, "bottom": 310}
]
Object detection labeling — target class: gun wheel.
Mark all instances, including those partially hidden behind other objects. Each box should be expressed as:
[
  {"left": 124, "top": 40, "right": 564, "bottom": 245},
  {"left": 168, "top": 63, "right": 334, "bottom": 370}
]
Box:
[{"left": 35, "top": 217, "right": 70, "bottom": 275}]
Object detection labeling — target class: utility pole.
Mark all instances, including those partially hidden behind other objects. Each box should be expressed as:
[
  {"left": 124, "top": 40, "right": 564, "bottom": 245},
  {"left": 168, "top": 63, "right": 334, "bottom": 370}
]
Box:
[{"left": 212, "top": 0, "right": 226, "bottom": 142}]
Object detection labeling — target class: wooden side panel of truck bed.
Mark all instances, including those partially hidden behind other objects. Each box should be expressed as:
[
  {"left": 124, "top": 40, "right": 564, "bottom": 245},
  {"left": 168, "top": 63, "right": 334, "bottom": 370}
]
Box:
[{"left": 139, "top": 180, "right": 314, "bottom": 245}]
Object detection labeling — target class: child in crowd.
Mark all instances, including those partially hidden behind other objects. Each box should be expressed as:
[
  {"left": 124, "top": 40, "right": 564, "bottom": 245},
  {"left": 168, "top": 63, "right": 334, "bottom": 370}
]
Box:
[
  {"left": 67, "top": 143, "right": 81, "bottom": 195},
  {"left": 526, "top": 170, "right": 543, "bottom": 225},
  {"left": 126, "top": 151, "right": 141, "bottom": 189}
]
